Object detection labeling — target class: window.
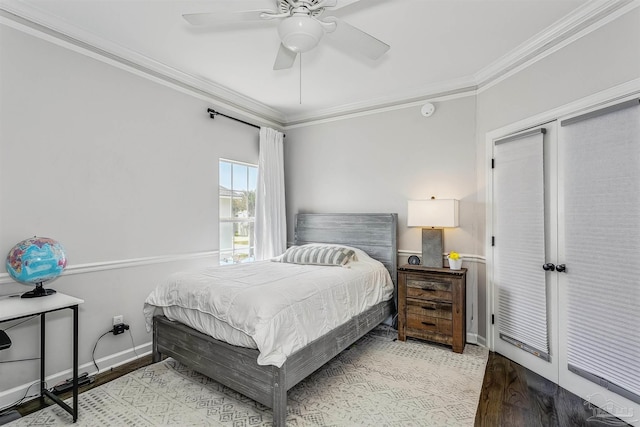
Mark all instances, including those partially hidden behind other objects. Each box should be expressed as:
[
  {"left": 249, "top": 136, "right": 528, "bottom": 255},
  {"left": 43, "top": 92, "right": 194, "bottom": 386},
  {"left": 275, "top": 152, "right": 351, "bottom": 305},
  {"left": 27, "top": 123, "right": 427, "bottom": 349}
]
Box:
[{"left": 219, "top": 159, "right": 258, "bottom": 265}]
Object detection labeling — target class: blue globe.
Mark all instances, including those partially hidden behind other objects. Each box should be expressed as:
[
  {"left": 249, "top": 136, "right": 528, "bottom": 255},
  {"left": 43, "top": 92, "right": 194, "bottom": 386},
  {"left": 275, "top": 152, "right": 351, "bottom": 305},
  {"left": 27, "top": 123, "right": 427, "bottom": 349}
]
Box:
[{"left": 6, "top": 237, "right": 67, "bottom": 285}]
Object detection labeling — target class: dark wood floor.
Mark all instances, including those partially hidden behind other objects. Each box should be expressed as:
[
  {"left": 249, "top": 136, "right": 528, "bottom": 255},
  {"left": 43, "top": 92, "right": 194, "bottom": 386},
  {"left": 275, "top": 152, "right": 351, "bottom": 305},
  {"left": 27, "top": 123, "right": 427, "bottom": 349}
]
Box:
[
  {"left": 12, "top": 355, "right": 153, "bottom": 418},
  {"left": 476, "top": 352, "right": 631, "bottom": 427},
  {"left": 6, "top": 351, "right": 630, "bottom": 426}
]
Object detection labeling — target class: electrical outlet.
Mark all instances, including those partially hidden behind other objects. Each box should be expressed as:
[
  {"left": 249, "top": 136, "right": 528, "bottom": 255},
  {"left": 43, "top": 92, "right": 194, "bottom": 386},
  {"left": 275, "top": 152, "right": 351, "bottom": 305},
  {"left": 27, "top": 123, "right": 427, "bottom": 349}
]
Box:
[{"left": 113, "top": 315, "right": 124, "bottom": 326}]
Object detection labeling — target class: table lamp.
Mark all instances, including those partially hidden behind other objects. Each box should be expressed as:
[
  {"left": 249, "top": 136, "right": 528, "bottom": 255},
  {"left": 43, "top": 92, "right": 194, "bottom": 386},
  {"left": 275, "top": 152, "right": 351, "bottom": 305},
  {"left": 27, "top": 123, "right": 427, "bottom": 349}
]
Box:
[{"left": 408, "top": 198, "right": 459, "bottom": 267}]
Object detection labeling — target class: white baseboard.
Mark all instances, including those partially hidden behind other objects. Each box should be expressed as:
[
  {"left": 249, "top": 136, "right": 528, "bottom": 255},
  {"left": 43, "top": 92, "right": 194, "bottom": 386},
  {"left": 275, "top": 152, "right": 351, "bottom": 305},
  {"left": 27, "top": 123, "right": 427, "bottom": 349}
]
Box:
[
  {"left": 476, "top": 335, "right": 488, "bottom": 348},
  {"left": 88, "top": 341, "right": 152, "bottom": 377},
  {"left": 0, "top": 342, "right": 151, "bottom": 410},
  {"left": 466, "top": 332, "right": 478, "bottom": 345}
]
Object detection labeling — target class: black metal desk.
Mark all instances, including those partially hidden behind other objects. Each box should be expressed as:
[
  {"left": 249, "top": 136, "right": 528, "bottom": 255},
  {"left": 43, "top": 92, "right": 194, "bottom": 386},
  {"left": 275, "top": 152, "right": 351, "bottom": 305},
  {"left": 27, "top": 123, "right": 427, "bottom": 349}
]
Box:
[{"left": 0, "top": 293, "right": 83, "bottom": 422}]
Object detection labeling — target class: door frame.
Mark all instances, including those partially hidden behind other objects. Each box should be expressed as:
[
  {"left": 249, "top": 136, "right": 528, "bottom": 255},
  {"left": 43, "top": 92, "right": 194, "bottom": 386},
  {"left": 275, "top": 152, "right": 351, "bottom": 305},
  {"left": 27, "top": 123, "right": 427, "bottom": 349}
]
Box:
[{"left": 485, "top": 78, "right": 640, "bottom": 353}]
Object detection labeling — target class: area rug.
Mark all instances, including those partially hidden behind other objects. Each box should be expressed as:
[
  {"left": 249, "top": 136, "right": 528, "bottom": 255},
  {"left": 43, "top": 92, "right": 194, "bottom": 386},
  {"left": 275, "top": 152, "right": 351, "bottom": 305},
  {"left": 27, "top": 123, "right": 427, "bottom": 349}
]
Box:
[{"left": 9, "top": 326, "right": 488, "bottom": 426}]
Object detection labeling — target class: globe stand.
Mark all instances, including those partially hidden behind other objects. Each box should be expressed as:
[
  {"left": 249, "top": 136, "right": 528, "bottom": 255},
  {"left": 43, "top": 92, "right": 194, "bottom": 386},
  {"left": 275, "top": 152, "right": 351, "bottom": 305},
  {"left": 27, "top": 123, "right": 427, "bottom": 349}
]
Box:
[{"left": 21, "top": 282, "right": 56, "bottom": 299}]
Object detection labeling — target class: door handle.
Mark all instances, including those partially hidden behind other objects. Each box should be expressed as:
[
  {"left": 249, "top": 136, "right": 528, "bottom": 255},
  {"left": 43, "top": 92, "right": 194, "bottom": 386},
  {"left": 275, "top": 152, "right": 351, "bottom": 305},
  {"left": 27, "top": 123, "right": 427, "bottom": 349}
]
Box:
[
  {"left": 543, "top": 263, "right": 555, "bottom": 271},
  {"left": 556, "top": 264, "right": 566, "bottom": 273}
]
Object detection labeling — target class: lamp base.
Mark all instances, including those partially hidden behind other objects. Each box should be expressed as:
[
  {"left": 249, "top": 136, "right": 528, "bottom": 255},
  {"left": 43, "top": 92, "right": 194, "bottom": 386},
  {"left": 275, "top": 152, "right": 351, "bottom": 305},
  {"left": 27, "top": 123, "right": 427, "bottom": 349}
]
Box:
[{"left": 421, "top": 228, "right": 444, "bottom": 267}]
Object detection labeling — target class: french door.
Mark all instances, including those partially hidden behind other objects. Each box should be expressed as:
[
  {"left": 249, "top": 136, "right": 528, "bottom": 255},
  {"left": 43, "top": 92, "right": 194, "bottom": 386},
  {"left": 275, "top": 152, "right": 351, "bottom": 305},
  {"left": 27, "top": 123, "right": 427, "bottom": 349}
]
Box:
[
  {"left": 556, "top": 99, "right": 640, "bottom": 422},
  {"left": 492, "top": 123, "right": 559, "bottom": 383},
  {"left": 491, "top": 97, "right": 640, "bottom": 426}
]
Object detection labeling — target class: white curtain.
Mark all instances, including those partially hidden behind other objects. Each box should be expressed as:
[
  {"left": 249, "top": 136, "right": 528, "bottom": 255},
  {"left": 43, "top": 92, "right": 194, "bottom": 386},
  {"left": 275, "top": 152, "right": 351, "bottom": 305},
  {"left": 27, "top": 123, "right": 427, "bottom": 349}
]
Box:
[{"left": 254, "top": 127, "right": 286, "bottom": 260}]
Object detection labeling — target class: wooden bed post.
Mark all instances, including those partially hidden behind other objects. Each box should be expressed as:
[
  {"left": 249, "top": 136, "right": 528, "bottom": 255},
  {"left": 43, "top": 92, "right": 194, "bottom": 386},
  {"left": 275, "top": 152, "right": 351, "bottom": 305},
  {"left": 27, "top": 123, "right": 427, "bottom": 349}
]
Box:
[{"left": 272, "top": 366, "right": 287, "bottom": 426}]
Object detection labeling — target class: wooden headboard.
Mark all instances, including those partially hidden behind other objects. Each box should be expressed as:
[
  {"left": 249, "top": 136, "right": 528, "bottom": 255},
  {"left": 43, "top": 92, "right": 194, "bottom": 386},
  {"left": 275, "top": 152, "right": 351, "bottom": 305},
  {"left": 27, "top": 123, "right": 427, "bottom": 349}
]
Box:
[{"left": 294, "top": 213, "right": 398, "bottom": 286}]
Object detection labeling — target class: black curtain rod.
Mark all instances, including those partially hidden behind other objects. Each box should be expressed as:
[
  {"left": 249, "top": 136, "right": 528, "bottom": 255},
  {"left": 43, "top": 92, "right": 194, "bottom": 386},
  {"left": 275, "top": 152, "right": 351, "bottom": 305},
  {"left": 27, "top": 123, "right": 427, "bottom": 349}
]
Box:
[
  {"left": 208, "top": 108, "right": 260, "bottom": 129},
  {"left": 207, "top": 108, "right": 286, "bottom": 137}
]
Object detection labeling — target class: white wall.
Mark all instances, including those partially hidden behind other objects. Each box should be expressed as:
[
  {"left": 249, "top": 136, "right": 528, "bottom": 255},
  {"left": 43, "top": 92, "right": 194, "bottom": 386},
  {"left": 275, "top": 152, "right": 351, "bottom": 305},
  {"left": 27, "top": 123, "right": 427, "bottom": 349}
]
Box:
[
  {"left": 284, "top": 95, "right": 482, "bottom": 341},
  {"left": 0, "top": 23, "right": 259, "bottom": 401}
]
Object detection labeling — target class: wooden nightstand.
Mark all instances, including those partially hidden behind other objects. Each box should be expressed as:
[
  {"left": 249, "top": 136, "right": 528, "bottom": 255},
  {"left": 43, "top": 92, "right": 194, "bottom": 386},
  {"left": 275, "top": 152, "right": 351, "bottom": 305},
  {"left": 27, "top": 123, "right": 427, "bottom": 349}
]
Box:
[{"left": 397, "top": 265, "right": 466, "bottom": 353}]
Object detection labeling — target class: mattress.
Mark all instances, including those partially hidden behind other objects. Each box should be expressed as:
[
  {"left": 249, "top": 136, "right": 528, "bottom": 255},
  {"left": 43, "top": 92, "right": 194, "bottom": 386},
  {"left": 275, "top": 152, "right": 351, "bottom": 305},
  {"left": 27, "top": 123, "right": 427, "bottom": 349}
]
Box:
[{"left": 143, "top": 246, "right": 393, "bottom": 367}]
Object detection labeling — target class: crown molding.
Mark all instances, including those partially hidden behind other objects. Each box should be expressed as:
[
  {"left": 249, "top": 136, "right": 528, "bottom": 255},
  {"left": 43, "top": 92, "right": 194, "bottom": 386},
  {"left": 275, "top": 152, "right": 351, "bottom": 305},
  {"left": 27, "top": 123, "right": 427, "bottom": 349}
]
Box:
[
  {"left": 0, "top": 1, "right": 288, "bottom": 127},
  {"left": 1, "top": 0, "right": 637, "bottom": 127},
  {"left": 284, "top": 89, "right": 477, "bottom": 130},
  {"left": 283, "top": 77, "right": 478, "bottom": 126},
  {"left": 474, "top": 0, "right": 639, "bottom": 89}
]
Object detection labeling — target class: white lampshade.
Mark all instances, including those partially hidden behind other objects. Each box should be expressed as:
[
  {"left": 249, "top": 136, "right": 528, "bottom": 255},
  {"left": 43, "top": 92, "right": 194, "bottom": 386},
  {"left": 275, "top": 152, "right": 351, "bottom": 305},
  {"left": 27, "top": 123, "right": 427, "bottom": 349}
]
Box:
[
  {"left": 408, "top": 199, "right": 459, "bottom": 228},
  {"left": 278, "top": 15, "right": 324, "bottom": 53}
]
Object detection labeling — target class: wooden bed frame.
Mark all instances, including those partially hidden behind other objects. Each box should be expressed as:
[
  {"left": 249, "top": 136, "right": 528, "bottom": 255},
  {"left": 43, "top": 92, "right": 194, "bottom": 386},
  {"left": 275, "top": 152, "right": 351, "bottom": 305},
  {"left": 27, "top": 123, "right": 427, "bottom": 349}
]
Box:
[{"left": 152, "top": 213, "right": 397, "bottom": 426}]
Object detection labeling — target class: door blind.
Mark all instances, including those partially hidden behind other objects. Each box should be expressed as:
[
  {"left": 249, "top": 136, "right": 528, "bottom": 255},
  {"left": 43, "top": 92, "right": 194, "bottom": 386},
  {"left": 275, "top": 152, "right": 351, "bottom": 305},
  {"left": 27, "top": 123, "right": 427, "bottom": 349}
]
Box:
[
  {"left": 494, "top": 128, "right": 550, "bottom": 360},
  {"left": 561, "top": 100, "right": 640, "bottom": 403}
]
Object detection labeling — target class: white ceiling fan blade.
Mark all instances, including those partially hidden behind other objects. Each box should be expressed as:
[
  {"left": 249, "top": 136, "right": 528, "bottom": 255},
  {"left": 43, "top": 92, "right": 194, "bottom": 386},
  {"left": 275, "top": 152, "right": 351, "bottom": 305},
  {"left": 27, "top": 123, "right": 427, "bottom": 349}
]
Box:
[
  {"left": 273, "top": 44, "right": 298, "bottom": 70},
  {"left": 183, "top": 10, "right": 274, "bottom": 26},
  {"left": 324, "top": 17, "right": 389, "bottom": 60}
]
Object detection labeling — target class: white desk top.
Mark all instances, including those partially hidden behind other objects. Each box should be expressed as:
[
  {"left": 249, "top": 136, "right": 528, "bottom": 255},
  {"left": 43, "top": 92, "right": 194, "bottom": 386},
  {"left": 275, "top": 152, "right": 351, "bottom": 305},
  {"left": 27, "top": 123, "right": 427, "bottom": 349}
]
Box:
[{"left": 0, "top": 292, "right": 84, "bottom": 322}]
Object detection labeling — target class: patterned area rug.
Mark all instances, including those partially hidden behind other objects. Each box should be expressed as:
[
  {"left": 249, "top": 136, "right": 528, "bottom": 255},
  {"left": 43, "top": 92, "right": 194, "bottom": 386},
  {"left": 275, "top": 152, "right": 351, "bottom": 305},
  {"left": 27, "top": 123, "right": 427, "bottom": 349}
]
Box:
[{"left": 9, "top": 326, "right": 488, "bottom": 426}]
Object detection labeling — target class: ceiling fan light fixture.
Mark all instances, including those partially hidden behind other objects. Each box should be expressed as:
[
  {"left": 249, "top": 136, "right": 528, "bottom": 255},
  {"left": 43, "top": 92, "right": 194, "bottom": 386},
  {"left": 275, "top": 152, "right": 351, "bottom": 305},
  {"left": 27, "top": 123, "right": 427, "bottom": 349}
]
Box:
[{"left": 278, "top": 15, "right": 324, "bottom": 53}]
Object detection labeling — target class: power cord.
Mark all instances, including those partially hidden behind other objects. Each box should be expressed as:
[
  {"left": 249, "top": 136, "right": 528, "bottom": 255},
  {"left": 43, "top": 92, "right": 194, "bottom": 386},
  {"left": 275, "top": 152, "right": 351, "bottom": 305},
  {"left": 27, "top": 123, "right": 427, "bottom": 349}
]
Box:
[
  {"left": 389, "top": 313, "right": 399, "bottom": 341},
  {"left": 92, "top": 330, "right": 112, "bottom": 373},
  {"left": 0, "top": 381, "right": 43, "bottom": 415},
  {"left": 127, "top": 328, "right": 140, "bottom": 361},
  {"left": 0, "top": 315, "right": 38, "bottom": 349},
  {"left": 4, "top": 315, "right": 38, "bottom": 331},
  {"left": 92, "top": 323, "right": 137, "bottom": 373},
  {"left": 0, "top": 316, "right": 43, "bottom": 417},
  {"left": 0, "top": 357, "right": 40, "bottom": 364}
]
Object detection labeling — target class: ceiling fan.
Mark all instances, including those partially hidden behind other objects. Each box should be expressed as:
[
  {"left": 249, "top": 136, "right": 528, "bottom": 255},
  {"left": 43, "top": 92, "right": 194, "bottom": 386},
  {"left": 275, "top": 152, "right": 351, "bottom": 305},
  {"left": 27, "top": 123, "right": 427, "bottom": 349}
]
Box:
[{"left": 183, "top": 0, "right": 390, "bottom": 70}]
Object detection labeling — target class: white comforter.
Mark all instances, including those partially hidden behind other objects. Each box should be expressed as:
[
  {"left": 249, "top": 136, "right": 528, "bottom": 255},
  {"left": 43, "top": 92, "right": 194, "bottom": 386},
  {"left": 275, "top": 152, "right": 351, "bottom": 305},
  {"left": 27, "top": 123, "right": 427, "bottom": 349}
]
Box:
[{"left": 143, "top": 247, "right": 393, "bottom": 367}]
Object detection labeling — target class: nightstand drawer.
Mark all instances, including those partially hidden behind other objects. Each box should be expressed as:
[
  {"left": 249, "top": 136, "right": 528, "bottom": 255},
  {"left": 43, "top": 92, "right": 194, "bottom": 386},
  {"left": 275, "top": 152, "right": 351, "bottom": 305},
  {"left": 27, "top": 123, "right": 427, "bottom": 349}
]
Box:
[
  {"left": 406, "top": 314, "right": 452, "bottom": 335},
  {"left": 406, "top": 299, "right": 452, "bottom": 320},
  {"left": 405, "top": 274, "right": 454, "bottom": 291},
  {"left": 406, "top": 276, "right": 453, "bottom": 302}
]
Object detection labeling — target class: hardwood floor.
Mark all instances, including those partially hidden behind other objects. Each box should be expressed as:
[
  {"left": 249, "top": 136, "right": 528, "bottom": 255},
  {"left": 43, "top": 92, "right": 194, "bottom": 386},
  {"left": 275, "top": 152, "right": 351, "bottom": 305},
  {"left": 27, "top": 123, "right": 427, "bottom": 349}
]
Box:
[
  {"left": 476, "top": 351, "right": 631, "bottom": 427},
  {"left": 13, "top": 355, "right": 153, "bottom": 418},
  {"left": 5, "top": 351, "right": 631, "bottom": 426}
]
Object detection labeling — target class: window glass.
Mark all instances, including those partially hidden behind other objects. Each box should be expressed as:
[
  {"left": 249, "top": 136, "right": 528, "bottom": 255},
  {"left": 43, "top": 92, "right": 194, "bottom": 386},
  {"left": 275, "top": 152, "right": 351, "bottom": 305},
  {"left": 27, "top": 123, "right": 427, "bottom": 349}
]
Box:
[{"left": 219, "top": 159, "right": 257, "bottom": 265}]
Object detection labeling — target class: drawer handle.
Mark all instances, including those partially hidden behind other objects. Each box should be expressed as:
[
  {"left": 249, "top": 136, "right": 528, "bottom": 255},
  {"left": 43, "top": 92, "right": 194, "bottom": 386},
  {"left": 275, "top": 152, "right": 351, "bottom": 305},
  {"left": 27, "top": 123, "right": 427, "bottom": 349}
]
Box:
[
  {"left": 421, "top": 321, "right": 436, "bottom": 326},
  {"left": 421, "top": 306, "right": 436, "bottom": 311},
  {"left": 420, "top": 287, "right": 435, "bottom": 291}
]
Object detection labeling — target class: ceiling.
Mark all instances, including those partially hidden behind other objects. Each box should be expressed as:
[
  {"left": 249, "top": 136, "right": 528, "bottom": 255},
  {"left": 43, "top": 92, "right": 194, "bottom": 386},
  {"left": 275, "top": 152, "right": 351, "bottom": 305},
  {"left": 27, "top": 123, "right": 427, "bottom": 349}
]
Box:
[{"left": 0, "top": 0, "right": 627, "bottom": 125}]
